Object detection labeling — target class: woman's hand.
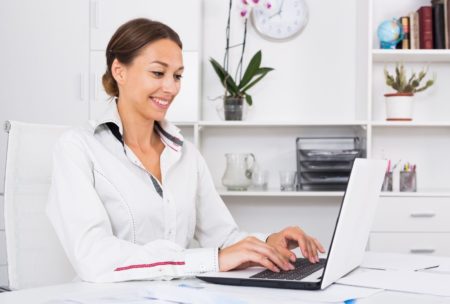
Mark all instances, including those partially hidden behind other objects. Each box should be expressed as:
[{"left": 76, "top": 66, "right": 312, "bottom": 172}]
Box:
[
  {"left": 266, "top": 226, "right": 326, "bottom": 264},
  {"left": 218, "top": 236, "right": 295, "bottom": 272}
]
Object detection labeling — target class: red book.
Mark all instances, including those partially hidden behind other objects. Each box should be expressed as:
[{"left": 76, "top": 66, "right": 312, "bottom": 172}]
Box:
[{"left": 418, "top": 6, "right": 434, "bottom": 49}]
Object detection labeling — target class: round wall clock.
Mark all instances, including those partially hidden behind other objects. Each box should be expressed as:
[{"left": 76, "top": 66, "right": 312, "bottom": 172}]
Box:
[{"left": 251, "top": 0, "right": 309, "bottom": 41}]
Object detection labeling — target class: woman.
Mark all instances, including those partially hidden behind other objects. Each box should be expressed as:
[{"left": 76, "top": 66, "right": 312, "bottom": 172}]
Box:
[{"left": 47, "top": 18, "right": 325, "bottom": 283}]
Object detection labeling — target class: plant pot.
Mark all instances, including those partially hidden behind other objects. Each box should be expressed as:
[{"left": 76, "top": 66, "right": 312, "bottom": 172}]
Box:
[
  {"left": 384, "top": 93, "right": 414, "bottom": 121},
  {"left": 224, "top": 96, "right": 244, "bottom": 121}
]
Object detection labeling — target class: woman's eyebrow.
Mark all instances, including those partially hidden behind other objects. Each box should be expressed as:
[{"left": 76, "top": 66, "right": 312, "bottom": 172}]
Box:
[{"left": 150, "top": 60, "right": 184, "bottom": 71}]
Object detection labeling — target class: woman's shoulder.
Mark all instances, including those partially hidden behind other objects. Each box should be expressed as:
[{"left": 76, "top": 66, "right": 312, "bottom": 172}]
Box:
[{"left": 55, "top": 121, "right": 97, "bottom": 149}]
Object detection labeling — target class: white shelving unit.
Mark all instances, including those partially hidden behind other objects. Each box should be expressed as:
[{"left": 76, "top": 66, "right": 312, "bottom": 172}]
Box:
[
  {"left": 367, "top": 0, "right": 450, "bottom": 256},
  {"left": 188, "top": 0, "right": 450, "bottom": 255}
]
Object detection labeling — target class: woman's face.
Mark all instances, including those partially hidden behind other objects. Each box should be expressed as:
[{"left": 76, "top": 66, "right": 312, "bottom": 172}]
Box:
[{"left": 115, "top": 38, "right": 183, "bottom": 122}]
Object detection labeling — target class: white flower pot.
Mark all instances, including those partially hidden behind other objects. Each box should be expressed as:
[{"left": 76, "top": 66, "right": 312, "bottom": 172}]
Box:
[{"left": 384, "top": 93, "right": 414, "bottom": 121}]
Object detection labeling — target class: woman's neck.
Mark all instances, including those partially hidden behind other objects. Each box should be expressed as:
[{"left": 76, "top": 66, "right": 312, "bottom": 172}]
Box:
[{"left": 117, "top": 99, "right": 159, "bottom": 151}]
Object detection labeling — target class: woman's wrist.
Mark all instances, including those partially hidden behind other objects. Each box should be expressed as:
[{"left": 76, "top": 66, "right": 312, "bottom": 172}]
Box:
[{"left": 265, "top": 233, "right": 274, "bottom": 243}]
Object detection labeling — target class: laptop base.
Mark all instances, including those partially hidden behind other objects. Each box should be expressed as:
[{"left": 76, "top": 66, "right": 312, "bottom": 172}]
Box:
[{"left": 197, "top": 276, "right": 322, "bottom": 290}]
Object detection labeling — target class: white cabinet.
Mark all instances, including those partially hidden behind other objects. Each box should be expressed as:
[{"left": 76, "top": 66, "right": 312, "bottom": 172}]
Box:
[
  {"left": 370, "top": 195, "right": 450, "bottom": 255},
  {"left": 372, "top": 196, "right": 450, "bottom": 232},
  {"left": 0, "top": 0, "right": 90, "bottom": 192},
  {"left": 369, "top": 233, "right": 450, "bottom": 256},
  {"left": 90, "top": 0, "right": 201, "bottom": 52}
]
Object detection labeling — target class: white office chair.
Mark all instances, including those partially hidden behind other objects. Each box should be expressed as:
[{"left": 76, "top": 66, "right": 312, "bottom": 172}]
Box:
[{"left": 3, "top": 121, "right": 76, "bottom": 290}]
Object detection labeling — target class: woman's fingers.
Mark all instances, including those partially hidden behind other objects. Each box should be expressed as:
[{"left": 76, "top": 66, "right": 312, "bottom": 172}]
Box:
[
  {"left": 314, "top": 238, "right": 326, "bottom": 253},
  {"left": 278, "top": 246, "right": 297, "bottom": 263},
  {"left": 247, "top": 251, "right": 280, "bottom": 272},
  {"left": 245, "top": 238, "right": 293, "bottom": 271}
]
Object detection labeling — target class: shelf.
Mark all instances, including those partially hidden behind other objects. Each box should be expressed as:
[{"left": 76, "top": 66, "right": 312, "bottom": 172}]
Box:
[
  {"left": 219, "top": 190, "right": 450, "bottom": 198},
  {"left": 372, "top": 49, "right": 450, "bottom": 63},
  {"left": 218, "top": 189, "right": 344, "bottom": 197},
  {"left": 371, "top": 121, "right": 450, "bottom": 127},
  {"left": 198, "top": 121, "right": 368, "bottom": 128},
  {"left": 380, "top": 191, "right": 450, "bottom": 198},
  {"left": 173, "top": 122, "right": 197, "bottom": 127}
]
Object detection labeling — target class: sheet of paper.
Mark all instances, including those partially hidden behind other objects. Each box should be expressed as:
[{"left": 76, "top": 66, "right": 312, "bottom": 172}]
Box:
[
  {"left": 45, "top": 279, "right": 382, "bottom": 304},
  {"left": 150, "top": 279, "right": 382, "bottom": 303},
  {"left": 337, "top": 268, "right": 450, "bottom": 297},
  {"left": 362, "top": 252, "right": 444, "bottom": 271}
]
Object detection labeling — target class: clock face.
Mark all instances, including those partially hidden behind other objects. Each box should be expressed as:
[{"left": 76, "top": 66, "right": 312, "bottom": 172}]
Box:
[{"left": 251, "top": 0, "right": 309, "bottom": 41}]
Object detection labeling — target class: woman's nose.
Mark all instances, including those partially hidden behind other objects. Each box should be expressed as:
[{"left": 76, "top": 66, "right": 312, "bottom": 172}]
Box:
[{"left": 162, "top": 76, "right": 179, "bottom": 94}]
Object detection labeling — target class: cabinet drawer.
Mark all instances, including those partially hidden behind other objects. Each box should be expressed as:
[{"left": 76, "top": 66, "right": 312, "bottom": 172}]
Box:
[
  {"left": 372, "top": 197, "right": 450, "bottom": 232},
  {"left": 369, "top": 233, "right": 450, "bottom": 256}
]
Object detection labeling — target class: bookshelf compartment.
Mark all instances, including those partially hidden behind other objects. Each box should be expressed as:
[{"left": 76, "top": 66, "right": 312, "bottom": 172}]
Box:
[{"left": 371, "top": 127, "right": 450, "bottom": 192}]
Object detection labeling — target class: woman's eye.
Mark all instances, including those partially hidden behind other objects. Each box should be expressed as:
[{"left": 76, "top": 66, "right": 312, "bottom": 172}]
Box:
[
  {"left": 152, "top": 71, "right": 164, "bottom": 77},
  {"left": 174, "top": 74, "right": 183, "bottom": 81}
]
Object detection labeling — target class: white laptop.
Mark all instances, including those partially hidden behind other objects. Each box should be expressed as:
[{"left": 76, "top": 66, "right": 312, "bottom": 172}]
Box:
[{"left": 197, "top": 158, "right": 387, "bottom": 290}]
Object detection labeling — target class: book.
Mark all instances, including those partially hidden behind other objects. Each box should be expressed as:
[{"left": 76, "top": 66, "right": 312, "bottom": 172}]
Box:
[
  {"left": 418, "top": 6, "right": 434, "bottom": 49},
  {"left": 431, "top": 0, "right": 449, "bottom": 48},
  {"left": 396, "top": 17, "right": 403, "bottom": 49},
  {"left": 401, "top": 16, "right": 410, "bottom": 49},
  {"left": 446, "top": 0, "right": 450, "bottom": 48},
  {"left": 410, "top": 11, "right": 420, "bottom": 49},
  {"left": 432, "top": 2, "right": 446, "bottom": 48}
]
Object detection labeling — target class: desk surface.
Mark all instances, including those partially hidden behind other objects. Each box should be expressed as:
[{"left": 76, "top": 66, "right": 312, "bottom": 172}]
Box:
[{"left": 0, "top": 279, "right": 448, "bottom": 304}]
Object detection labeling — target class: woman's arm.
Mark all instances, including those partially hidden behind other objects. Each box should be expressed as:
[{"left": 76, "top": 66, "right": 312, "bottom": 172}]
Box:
[
  {"left": 46, "top": 132, "right": 218, "bottom": 283},
  {"left": 193, "top": 149, "right": 295, "bottom": 272}
]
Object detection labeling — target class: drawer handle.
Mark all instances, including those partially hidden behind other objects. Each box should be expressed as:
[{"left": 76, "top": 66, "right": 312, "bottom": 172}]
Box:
[
  {"left": 410, "top": 249, "right": 435, "bottom": 254},
  {"left": 410, "top": 213, "right": 436, "bottom": 218}
]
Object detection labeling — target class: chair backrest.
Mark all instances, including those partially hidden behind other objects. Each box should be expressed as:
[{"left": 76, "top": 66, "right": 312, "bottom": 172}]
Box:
[{"left": 3, "top": 120, "right": 75, "bottom": 290}]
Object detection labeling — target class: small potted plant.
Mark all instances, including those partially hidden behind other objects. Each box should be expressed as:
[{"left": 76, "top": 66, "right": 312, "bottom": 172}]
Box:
[
  {"left": 384, "top": 63, "right": 435, "bottom": 121},
  {"left": 209, "top": 0, "right": 274, "bottom": 121}
]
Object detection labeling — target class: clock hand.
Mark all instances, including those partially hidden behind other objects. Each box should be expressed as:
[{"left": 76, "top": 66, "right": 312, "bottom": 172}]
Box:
[{"left": 269, "top": 0, "right": 284, "bottom": 19}]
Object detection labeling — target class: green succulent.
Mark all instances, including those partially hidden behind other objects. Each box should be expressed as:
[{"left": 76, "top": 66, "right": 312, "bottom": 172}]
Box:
[
  {"left": 209, "top": 50, "right": 274, "bottom": 106},
  {"left": 384, "top": 63, "right": 435, "bottom": 94}
]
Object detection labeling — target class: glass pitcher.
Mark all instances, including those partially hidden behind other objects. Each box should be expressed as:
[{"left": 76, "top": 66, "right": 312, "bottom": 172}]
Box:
[{"left": 222, "top": 153, "right": 255, "bottom": 191}]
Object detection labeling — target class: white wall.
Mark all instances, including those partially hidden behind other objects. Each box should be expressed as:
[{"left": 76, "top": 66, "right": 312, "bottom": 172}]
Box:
[{"left": 201, "top": 0, "right": 359, "bottom": 122}]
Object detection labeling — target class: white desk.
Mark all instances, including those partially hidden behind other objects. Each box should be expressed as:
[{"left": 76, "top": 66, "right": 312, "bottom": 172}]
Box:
[{"left": 0, "top": 279, "right": 448, "bottom": 304}]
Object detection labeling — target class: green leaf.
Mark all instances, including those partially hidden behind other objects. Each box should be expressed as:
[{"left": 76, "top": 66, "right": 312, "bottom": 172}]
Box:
[
  {"left": 209, "top": 57, "right": 239, "bottom": 95},
  {"left": 240, "top": 70, "right": 270, "bottom": 93},
  {"left": 238, "top": 51, "right": 262, "bottom": 90},
  {"left": 256, "top": 67, "right": 274, "bottom": 74},
  {"left": 245, "top": 94, "right": 253, "bottom": 106}
]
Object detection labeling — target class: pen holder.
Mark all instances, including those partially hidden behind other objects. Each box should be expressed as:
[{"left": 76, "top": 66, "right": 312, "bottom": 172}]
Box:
[
  {"left": 381, "top": 172, "right": 393, "bottom": 191},
  {"left": 400, "top": 171, "right": 416, "bottom": 192}
]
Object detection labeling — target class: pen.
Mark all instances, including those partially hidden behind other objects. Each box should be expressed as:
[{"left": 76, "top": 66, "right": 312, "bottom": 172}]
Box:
[
  {"left": 391, "top": 160, "right": 401, "bottom": 172},
  {"left": 414, "top": 265, "right": 439, "bottom": 272}
]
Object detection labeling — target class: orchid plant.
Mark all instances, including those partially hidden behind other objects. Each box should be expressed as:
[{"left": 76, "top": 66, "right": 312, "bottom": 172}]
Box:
[{"left": 209, "top": 0, "right": 274, "bottom": 106}]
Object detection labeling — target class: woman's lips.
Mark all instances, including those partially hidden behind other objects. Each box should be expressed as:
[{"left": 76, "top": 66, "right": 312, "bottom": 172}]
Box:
[{"left": 150, "top": 96, "right": 170, "bottom": 110}]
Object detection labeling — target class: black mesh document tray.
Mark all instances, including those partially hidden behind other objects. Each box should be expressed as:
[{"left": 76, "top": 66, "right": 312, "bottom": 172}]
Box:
[{"left": 296, "top": 137, "right": 364, "bottom": 191}]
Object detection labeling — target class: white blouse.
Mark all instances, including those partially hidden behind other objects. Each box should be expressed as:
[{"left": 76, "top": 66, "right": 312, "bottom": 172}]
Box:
[{"left": 46, "top": 101, "right": 266, "bottom": 283}]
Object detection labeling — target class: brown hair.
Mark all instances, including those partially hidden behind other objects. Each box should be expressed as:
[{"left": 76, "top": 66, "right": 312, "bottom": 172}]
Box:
[{"left": 102, "top": 18, "right": 183, "bottom": 97}]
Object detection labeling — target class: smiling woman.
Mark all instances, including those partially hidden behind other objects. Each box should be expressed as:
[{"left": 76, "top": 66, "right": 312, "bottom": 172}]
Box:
[{"left": 45, "top": 17, "right": 324, "bottom": 284}]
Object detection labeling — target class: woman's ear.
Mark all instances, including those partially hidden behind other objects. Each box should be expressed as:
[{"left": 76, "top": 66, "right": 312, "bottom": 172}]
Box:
[{"left": 111, "top": 58, "right": 127, "bottom": 85}]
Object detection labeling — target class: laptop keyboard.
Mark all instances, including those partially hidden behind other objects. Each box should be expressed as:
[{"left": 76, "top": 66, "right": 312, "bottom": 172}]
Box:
[{"left": 250, "top": 258, "right": 326, "bottom": 281}]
